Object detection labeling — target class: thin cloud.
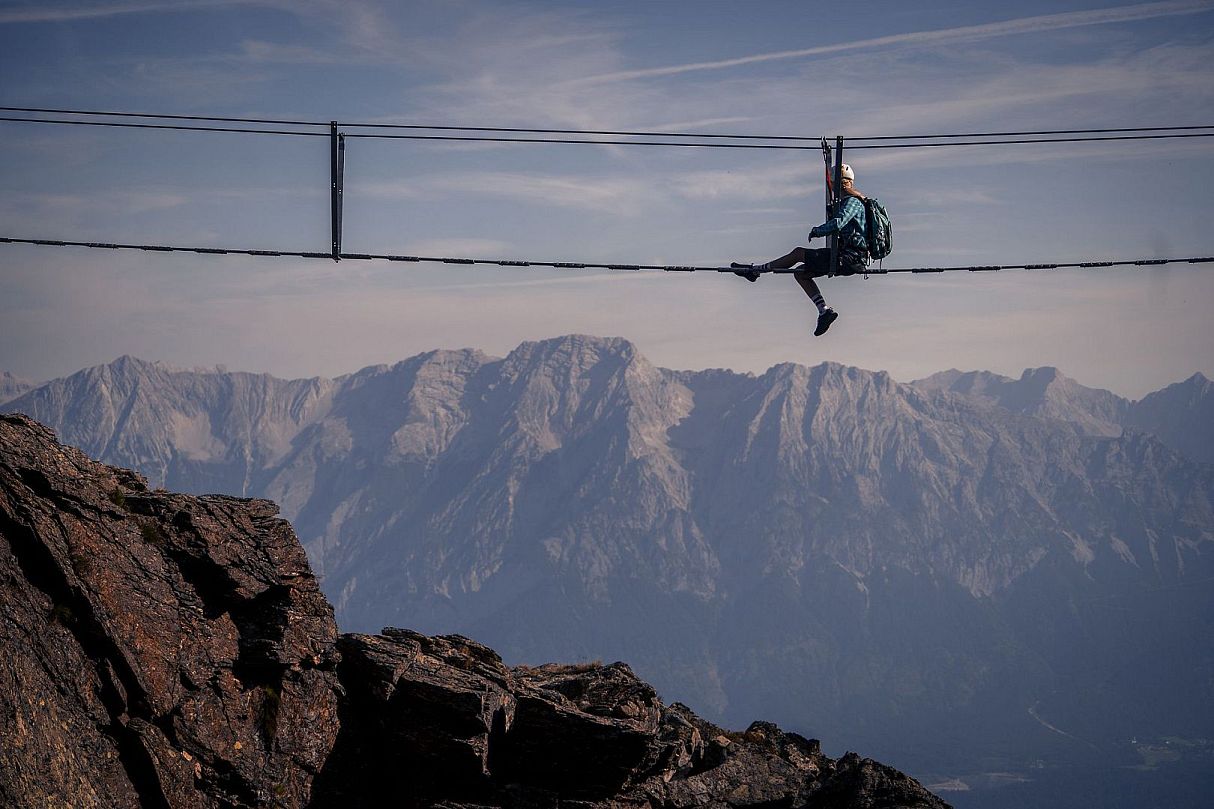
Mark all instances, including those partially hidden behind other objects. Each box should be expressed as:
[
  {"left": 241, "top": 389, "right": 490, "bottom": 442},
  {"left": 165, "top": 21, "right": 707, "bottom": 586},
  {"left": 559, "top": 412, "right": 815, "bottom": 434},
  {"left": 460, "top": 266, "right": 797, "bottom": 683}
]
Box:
[
  {"left": 913, "top": 189, "right": 1003, "bottom": 207},
  {"left": 670, "top": 162, "right": 815, "bottom": 202},
  {"left": 568, "top": 1, "right": 1214, "bottom": 85},
  {"left": 236, "top": 40, "right": 348, "bottom": 65},
  {"left": 0, "top": 0, "right": 247, "bottom": 24},
  {"left": 3, "top": 0, "right": 407, "bottom": 67},
  {"left": 344, "top": 180, "right": 426, "bottom": 201},
  {"left": 403, "top": 10, "right": 1213, "bottom": 174},
  {"left": 270, "top": 0, "right": 402, "bottom": 59},
  {"left": 845, "top": 45, "right": 1214, "bottom": 140},
  {"left": 646, "top": 116, "right": 756, "bottom": 133},
  {"left": 426, "top": 172, "right": 658, "bottom": 215},
  {"left": 402, "top": 238, "right": 515, "bottom": 258},
  {"left": 0, "top": 190, "right": 190, "bottom": 226},
  {"left": 409, "top": 270, "right": 649, "bottom": 294},
  {"left": 852, "top": 131, "right": 1214, "bottom": 175},
  {"left": 726, "top": 208, "right": 800, "bottom": 216}
]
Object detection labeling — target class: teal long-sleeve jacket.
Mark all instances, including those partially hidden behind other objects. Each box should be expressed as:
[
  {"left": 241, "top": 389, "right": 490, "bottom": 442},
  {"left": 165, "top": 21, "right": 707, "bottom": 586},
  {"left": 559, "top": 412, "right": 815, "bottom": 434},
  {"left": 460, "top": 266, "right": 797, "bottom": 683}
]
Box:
[{"left": 809, "top": 196, "right": 868, "bottom": 254}]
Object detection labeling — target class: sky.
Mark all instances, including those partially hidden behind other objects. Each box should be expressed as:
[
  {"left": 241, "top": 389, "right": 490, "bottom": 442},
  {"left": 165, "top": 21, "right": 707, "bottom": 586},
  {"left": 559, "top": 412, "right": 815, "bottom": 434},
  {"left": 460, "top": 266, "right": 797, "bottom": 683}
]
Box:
[{"left": 1, "top": 0, "right": 1213, "bottom": 398}]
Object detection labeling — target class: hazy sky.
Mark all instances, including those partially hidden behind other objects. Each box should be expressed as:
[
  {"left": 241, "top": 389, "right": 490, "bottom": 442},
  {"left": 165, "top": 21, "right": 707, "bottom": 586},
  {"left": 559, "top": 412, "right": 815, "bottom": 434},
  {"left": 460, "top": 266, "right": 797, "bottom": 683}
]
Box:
[{"left": 2, "top": 0, "right": 1213, "bottom": 397}]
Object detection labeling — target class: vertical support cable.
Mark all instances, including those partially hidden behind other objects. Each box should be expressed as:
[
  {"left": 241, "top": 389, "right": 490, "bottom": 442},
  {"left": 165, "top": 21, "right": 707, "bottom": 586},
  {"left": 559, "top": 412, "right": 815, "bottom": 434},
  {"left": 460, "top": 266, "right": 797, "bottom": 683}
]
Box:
[
  {"left": 330, "top": 121, "right": 343, "bottom": 261},
  {"left": 829, "top": 135, "right": 843, "bottom": 277}
]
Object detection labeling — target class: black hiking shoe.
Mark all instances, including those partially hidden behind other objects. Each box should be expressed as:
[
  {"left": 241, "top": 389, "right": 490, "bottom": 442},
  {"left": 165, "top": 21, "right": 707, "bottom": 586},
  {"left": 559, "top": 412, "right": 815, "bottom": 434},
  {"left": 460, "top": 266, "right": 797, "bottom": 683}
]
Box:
[
  {"left": 814, "top": 308, "right": 839, "bottom": 336},
  {"left": 731, "top": 262, "right": 761, "bottom": 282}
]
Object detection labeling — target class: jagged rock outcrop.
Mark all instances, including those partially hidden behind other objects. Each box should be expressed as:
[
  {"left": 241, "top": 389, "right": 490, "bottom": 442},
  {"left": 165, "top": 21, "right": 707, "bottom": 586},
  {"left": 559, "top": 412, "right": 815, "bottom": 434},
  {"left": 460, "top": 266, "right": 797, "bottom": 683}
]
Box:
[
  {"left": 319, "top": 628, "right": 942, "bottom": 807},
  {"left": 0, "top": 413, "right": 947, "bottom": 808},
  {"left": 0, "top": 413, "right": 340, "bottom": 807}
]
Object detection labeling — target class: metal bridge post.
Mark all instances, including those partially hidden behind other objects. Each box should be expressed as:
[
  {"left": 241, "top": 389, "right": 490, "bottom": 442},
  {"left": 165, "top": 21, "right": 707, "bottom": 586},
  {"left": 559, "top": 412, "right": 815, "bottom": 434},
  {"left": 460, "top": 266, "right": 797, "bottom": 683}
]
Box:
[
  {"left": 330, "top": 121, "right": 344, "bottom": 262},
  {"left": 829, "top": 135, "right": 843, "bottom": 278},
  {"left": 337, "top": 131, "right": 345, "bottom": 259},
  {"left": 821, "top": 137, "right": 832, "bottom": 222}
]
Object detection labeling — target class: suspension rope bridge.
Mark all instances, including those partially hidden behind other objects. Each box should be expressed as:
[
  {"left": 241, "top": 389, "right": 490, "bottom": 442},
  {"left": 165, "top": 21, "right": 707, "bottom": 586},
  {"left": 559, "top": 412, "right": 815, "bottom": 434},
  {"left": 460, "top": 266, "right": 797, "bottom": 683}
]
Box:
[
  {"left": 4, "top": 237, "right": 1209, "bottom": 276},
  {"left": 3, "top": 107, "right": 1213, "bottom": 275}
]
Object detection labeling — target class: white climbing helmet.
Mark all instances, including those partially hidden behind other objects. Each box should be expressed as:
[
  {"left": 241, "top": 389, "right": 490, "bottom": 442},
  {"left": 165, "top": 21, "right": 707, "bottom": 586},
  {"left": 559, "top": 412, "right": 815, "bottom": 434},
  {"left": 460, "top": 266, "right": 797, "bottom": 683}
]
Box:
[{"left": 840, "top": 163, "right": 855, "bottom": 181}]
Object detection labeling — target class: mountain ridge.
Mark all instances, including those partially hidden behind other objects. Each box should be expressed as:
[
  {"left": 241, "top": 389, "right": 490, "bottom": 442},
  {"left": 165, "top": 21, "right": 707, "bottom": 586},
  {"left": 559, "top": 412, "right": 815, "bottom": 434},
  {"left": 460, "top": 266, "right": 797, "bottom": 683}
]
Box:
[{"left": 6, "top": 339, "right": 1210, "bottom": 609}]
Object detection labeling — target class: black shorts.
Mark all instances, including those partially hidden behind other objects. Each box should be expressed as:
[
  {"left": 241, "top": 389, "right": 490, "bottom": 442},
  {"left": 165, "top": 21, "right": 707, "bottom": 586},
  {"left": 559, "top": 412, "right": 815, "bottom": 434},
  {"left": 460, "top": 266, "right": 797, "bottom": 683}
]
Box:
[{"left": 794, "top": 247, "right": 866, "bottom": 278}]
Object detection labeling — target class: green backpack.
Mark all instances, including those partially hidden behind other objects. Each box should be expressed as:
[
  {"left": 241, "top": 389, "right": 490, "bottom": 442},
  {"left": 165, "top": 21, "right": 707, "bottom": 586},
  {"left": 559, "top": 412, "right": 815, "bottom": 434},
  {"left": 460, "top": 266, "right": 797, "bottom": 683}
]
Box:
[{"left": 862, "top": 198, "right": 892, "bottom": 260}]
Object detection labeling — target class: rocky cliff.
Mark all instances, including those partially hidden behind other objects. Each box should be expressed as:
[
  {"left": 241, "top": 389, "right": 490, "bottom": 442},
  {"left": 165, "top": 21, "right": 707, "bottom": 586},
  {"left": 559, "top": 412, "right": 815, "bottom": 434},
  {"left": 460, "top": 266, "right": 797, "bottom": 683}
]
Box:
[{"left": 0, "top": 413, "right": 947, "bottom": 808}]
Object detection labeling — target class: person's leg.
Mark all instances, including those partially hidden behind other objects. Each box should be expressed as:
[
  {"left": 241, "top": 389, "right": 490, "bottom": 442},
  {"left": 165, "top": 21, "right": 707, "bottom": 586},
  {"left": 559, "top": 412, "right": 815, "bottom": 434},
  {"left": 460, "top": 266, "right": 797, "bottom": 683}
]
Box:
[
  {"left": 752, "top": 246, "right": 810, "bottom": 271},
  {"left": 733, "top": 246, "right": 810, "bottom": 279},
  {"left": 793, "top": 249, "right": 832, "bottom": 309},
  {"left": 795, "top": 273, "right": 828, "bottom": 311},
  {"left": 793, "top": 249, "right": 839, "bottom": 335}
]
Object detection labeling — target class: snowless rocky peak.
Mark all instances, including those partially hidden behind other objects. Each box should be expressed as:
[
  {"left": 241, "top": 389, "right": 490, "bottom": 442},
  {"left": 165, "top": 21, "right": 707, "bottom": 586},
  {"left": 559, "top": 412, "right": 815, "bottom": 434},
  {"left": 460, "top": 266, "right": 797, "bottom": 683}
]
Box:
[
  {"left": 912, "top": 366, "right": 1129, "bottom": 436},
  {"left": 1125, "top": 371, "right": 1214, "bottom": 463},
  {"left": 0, "top": 371, "right": 35, "bottom": 405}
]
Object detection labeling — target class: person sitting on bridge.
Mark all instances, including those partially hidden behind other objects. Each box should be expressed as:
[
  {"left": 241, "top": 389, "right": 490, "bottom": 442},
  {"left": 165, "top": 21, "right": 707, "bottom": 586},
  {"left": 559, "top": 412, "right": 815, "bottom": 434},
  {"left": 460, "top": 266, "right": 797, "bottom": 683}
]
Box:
[{"left": 732, "top": 163, "right": 868, "bottom": 337}]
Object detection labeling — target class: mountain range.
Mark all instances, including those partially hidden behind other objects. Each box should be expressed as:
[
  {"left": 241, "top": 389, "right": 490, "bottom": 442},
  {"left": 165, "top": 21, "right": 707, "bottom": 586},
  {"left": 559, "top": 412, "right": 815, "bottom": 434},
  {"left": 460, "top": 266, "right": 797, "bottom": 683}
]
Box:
[{"left": 5, "top": 336, "right": 1213, "bottom": 807}]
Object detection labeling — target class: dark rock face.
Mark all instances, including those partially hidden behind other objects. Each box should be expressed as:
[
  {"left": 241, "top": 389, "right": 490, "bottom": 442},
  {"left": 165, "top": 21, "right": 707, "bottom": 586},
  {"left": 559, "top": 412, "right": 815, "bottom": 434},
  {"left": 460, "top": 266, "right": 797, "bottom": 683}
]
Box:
[
  {"left": 0, "top": 413, "right": 340, "bottom": 808},
  {"left": 0, "top": 413, "right": 947, "bottom": 808}
]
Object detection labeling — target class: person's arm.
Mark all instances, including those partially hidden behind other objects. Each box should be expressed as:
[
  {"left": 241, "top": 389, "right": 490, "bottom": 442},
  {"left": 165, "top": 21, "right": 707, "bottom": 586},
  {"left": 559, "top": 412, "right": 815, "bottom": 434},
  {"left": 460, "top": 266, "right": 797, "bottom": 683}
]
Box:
[{"left": 809, "top": 196, "right": 863, "bottom": 239}]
